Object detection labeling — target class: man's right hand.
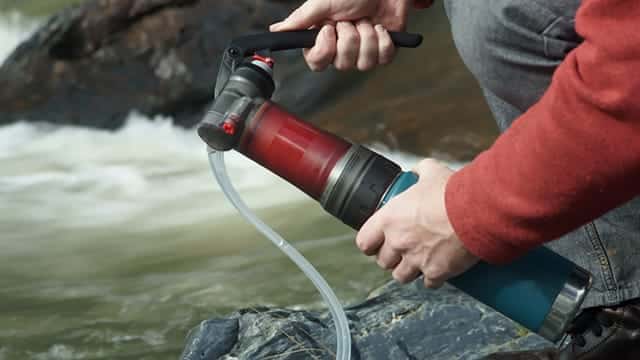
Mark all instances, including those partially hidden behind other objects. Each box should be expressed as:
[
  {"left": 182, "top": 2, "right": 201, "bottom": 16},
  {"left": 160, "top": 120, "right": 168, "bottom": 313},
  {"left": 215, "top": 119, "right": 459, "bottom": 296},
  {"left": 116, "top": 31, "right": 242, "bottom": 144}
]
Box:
[{"left": 270, "top": 0, "right": 431, "bottom": 72}]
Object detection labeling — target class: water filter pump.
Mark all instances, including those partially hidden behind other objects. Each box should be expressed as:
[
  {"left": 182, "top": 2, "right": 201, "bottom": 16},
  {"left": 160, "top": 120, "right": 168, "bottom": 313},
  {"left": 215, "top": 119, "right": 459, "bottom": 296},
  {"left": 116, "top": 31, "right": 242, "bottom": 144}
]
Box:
[{"left": 198, "top": 30, "right": 592, "bottom": 343}]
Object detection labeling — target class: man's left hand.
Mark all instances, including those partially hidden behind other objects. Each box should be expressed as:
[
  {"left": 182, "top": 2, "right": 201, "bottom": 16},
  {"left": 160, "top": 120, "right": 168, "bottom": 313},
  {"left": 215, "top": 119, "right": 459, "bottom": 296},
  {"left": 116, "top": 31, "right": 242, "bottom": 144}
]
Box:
[{"left": 355, "top": 159, "right": 479, "bottom": 288}]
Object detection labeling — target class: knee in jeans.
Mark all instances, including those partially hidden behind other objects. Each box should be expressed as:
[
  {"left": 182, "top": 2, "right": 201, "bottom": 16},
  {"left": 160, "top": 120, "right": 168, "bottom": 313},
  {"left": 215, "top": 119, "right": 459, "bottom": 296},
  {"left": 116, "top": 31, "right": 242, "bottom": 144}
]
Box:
[
  {"left": 448, "top": 3, "right": 501, "bottom": 86},
  {"left": 447, "top": 0, "right": 564, "bottom": 91}
]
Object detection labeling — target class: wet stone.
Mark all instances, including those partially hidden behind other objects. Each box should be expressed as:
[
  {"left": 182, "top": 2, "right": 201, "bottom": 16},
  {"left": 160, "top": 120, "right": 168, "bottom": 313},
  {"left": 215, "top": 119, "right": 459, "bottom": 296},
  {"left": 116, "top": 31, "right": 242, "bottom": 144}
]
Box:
[{"left": 181, "top": 280, "right": 550, "bottom": 360}]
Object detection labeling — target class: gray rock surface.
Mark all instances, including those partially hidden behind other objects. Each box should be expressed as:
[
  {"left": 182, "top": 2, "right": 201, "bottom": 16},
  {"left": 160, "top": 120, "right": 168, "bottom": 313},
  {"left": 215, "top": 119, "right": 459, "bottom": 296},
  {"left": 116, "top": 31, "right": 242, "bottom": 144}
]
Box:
[
  {"left": 181, "top": 280, "right": 551, "bottom": 360},
  {"left": 0, "top": 0, "right": 343, "bottom": 128}
]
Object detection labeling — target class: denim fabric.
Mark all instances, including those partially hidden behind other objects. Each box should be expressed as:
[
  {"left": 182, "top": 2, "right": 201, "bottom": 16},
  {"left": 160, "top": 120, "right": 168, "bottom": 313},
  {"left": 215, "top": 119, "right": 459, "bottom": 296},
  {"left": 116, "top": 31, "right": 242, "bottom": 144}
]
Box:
[{"left": 443, "top": 0, "right": 640, "bottom": 308}]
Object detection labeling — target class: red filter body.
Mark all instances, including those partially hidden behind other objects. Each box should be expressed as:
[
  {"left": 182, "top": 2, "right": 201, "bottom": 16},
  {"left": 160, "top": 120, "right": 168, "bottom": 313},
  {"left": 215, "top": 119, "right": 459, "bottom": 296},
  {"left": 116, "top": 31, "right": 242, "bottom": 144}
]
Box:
[{"left": 238, "top": 101, "right": 351, "bottom": 200}]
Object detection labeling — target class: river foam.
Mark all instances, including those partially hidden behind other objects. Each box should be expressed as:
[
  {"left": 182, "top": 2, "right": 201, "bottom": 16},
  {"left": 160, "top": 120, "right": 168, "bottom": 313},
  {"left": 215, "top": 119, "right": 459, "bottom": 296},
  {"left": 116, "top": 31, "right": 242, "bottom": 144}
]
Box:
[{"left": 0, "top": 113, "right": 430, "bottom": 232}]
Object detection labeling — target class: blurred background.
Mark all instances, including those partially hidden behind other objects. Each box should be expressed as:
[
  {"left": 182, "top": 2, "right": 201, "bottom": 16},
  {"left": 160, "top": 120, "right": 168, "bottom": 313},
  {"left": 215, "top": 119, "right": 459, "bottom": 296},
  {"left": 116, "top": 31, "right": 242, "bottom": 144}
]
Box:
[{"left": 0, "top": 1, "right": 497, "bottom": 359}]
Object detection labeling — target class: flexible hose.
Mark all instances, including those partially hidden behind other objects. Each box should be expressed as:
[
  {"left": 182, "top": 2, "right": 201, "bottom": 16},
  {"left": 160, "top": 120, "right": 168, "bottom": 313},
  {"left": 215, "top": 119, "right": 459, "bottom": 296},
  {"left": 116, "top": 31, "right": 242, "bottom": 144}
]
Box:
[{"left": 207, "top": 149, "right": 352, "bottom": 360}]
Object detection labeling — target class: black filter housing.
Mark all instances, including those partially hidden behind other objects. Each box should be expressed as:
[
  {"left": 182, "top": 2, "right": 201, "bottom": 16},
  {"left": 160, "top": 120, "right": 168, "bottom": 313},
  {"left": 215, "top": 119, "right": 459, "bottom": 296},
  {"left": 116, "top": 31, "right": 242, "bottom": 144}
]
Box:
[{"left": 322, "top": 146, "right": 401, "bottom": 229}]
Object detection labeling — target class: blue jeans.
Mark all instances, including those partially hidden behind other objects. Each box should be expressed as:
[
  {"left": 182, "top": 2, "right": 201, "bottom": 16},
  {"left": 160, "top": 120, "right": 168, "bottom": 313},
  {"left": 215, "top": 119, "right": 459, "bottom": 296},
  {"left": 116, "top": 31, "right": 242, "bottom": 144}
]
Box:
[{"left": 444, "top": 0, "right": 640, "bottom": 308}]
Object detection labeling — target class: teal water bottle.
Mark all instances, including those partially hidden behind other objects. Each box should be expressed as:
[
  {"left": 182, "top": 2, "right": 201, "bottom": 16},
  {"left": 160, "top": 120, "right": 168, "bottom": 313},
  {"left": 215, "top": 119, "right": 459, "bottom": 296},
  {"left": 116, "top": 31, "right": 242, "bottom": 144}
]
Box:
[{"left": 381, "top": 172, "right": 592, "bottom": 342}]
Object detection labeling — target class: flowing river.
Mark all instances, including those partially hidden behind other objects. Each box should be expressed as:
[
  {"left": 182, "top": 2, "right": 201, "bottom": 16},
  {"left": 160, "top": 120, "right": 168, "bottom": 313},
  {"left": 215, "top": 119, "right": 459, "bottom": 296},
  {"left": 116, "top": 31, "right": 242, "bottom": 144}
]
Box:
[{"left": 0, "top": 3, "right": 495, "bottom": 359}]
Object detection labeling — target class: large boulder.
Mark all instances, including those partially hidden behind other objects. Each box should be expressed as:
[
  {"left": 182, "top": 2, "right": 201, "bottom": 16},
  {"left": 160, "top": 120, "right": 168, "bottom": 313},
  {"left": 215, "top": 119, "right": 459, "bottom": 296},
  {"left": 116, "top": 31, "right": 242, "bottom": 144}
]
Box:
[
  {"left": 0, "top": 1, "right": 497, "bottom": 159},
  {"left": 0, "top": 0, "right": 345, "bottom": 128},
  {"left": 181, "top": 280, "right": 550, "bottom": 360}
]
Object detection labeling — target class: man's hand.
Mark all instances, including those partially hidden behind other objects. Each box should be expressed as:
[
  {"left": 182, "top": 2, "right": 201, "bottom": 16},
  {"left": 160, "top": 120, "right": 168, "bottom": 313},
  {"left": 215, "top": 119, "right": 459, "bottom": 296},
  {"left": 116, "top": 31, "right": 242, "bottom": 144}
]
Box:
[
  {"left": 270, "top": 0, "right": 425, "bottom": 71},
  {"left": 356, "top": 159, "right": 479, "bottom": 288}
]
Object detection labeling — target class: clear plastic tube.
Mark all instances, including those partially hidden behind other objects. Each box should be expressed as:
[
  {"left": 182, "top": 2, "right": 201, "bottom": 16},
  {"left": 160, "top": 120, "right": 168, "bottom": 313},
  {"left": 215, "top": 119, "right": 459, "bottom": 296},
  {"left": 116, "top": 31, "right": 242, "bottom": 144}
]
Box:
[{"left": 207, "top": 149, "right": 351, "bottom": 360}]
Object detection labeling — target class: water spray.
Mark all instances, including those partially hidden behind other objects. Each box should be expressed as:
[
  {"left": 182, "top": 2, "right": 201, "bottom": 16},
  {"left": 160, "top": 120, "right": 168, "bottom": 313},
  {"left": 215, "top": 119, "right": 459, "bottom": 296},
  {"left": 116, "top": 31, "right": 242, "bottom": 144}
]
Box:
[{"left": 200, "top": 30, "right": 592, "bottom": 358}]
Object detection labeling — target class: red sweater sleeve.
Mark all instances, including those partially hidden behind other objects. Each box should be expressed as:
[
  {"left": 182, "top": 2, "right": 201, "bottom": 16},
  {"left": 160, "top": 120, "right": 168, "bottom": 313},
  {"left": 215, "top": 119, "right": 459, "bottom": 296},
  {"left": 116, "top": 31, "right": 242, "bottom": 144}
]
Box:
[{"left": 445, "top": 0, "right": 640, "bottom": 264}]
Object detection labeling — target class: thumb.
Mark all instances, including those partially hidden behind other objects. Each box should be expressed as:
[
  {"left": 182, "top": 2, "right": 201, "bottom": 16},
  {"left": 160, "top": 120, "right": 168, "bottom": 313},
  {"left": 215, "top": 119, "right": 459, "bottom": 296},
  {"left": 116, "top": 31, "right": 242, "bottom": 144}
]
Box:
[
  {"left": 270, "top": 0, "right": 331, "bottom": 31},
  {"left": 356, "top": 208, "right": 387, "bottom": 256}
]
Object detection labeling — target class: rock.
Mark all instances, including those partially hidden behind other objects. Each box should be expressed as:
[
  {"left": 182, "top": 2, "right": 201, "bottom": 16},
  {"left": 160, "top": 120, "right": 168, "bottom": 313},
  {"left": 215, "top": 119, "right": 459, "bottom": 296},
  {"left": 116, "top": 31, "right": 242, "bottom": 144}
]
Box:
[
  {"left": 0, "top": 1, "right": 499, "bottom": 159},
  {"left": 181, "top": 280, "right": 550, "bottom": 360},
  {"left": 0, "top": 0, "right": 343, "bottom": 128}
]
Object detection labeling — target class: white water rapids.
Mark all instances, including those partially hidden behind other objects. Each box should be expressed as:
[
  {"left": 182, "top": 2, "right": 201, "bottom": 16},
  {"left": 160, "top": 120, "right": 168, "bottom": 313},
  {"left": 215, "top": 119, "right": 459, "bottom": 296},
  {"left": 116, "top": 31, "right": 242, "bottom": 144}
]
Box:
[{"left": 0, "top": 13, "right": 441, "bottom": 359}]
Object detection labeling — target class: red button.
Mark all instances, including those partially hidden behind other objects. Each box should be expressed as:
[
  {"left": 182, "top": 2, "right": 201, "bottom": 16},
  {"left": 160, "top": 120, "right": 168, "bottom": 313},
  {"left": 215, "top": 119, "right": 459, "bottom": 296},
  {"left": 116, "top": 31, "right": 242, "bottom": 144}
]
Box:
[{"left": 222, "top": 120, "right": 236, "bottom": 135}]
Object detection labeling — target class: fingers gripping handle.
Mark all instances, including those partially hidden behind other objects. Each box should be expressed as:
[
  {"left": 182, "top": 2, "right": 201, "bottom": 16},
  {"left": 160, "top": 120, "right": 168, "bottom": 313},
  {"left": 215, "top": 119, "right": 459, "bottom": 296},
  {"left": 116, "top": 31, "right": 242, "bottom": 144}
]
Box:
[
  {"left": 227, "top": 30, "right": 423, "bottom": 58},
  {"left": 217, "top": 30, "right": 422, "bottom": 97}
]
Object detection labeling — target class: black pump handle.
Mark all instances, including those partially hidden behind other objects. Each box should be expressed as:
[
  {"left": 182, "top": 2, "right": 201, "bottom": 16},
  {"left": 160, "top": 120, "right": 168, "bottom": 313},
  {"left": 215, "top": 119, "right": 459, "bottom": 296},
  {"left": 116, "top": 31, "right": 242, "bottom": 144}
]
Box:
[{"left": 227, "top": 30, "right": 423, "bottom": 58}]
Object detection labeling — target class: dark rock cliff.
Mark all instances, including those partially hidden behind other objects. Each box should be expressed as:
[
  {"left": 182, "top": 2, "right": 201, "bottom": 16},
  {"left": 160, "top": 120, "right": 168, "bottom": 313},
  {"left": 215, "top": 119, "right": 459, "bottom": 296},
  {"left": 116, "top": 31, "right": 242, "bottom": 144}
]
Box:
[{"left": 0, "top": 0, "right": 344, "bottom": 128}]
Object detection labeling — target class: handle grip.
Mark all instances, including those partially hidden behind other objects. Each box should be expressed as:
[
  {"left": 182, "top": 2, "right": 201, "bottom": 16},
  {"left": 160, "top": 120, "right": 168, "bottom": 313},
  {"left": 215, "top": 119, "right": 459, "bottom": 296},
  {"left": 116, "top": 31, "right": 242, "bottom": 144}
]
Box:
[{"left": 228, "top": 30, "right": 423, "bottom": 58}]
